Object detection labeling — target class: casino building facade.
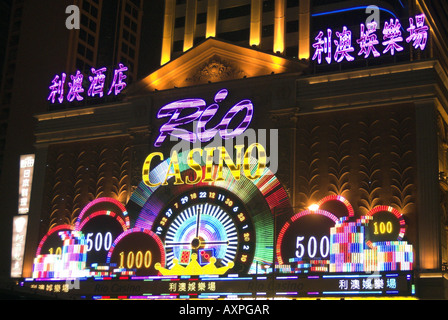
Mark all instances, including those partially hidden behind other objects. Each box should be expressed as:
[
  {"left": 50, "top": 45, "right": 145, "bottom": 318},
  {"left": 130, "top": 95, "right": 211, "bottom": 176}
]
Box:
[{"left": 10, "top": 0, "right": 448, "bottom": 299}]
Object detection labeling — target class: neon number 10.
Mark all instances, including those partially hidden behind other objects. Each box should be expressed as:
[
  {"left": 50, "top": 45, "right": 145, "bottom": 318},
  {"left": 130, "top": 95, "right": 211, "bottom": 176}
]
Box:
[
  {"left": 296, "top": 236, "right": 329, "bottom": 259},
  {"left": 373, "top": 221, "right": 393, "bottom": 235}
]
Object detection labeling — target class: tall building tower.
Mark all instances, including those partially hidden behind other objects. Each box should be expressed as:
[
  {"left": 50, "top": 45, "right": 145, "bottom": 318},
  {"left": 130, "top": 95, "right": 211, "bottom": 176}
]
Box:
[
  {"left": 0, "top": 0, "right": 145, "bottom": 278},
  {"left": 160, "top": 0, "right": 312, "bottom": 65}
]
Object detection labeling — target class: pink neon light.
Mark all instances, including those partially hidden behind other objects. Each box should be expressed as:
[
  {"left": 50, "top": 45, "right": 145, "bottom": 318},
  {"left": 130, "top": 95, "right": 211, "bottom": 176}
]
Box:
[
  {"left": 35, "top": 224, "right": 74, "bottom": 256},
  {"left": 312, "top": 14, "right": 428, "bottom": 65},
  {"left": 290, "top": 209, "right": 339, "bottom": 223},
  {"left": 334, "top": 26, "right": 355, "bottom": 62},
  {"left": 107, "top": 63, "right": 128, "bottom": 96},
  {"left": 88, "top": 67, "right": 107, "bottom": 98},
  {"left": 75, "top": 197, "right": 130, "bottom": 230},
  {"left": 154, "top": 89, "right": 254, "bottom": 147},
  {"left": 367, "top": 205, "right": 406, "bottom": 241},
  {"left": 48, "top": 64, "right": 128, "bottom": 104},
  {"left": 106, "top": 228, "right": 166, "bottom": 267},
  {"left": 76, "top": 210, "right": 128, "bottom": 231},
  {"left": 382, "top": 19, "right": 404, "bottom": 55},
  {"left": 312, "top": 29, "right": 332, "bottom": 64},
  {"left": 276, "top": 209, "right": 338, "bottom": 265},
  {"left": 67, "top": 70, "right": 85, "bottom": 102},
  {"left": 406, "top": 14, "right": 429, "bottom": 50},
  {"left": 357, "top": 21, "right": 381, "bottom": 58},
  {"left": 316, "top": 195, "right": 355, "bottom": 217},
  {"left": 48, "top": 73, "right": 66, "bottom": 104}
]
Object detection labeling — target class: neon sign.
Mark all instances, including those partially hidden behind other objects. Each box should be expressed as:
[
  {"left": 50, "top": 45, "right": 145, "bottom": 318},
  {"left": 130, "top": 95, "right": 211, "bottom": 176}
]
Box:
[
  {"left": 18, "top": 154, "right": 35, "bottom": 214},
  {"left": 48, "top": 63, "right": 128, "bottom": 104},
  {"left": 312, "top": 14, "right": 429, "bottom": 65},
  {"left": 142, "top": 89, "right": 263, "bottom": 186},
  {"left": 155, "top": 89, "right": 253, "bottom": 147}
]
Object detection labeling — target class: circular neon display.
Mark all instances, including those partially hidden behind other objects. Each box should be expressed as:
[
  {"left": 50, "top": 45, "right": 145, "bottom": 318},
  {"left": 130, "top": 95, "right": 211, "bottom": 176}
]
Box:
[
  {"left": 316, "top": 195, "right": 354, "bottom": 218},
  {"left": 153, "top": 187, "right": 256, "bottom": 274},
  {"left": 128, "top": 155, "right": 290, "bottom": 274},
  {"left": 75, "top": 197, "right": 130, "bottom": 230},
  {"left": 76, "top": 211, "right": 128, "bottom": 267},
  {"left": 276, "top": 209, "right": 338, "bottom": 266},
  {"left": 365, "top": 205, "right": 406, "bottom": 248},
  {"left": 36, "top": 224, "right": 74, "bottom": 256},
  {"left": 107, "top": 228, "right": 165, "bottom": 276}
]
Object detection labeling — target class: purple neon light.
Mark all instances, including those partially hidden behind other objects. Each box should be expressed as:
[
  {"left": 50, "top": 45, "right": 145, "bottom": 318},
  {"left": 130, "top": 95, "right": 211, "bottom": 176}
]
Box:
[
  {"left": 406, "top": 14, "right": 429, "bottom": 50},
  {"left": 88, "top": 67, "right": 107, "bottom": 98},
  {"left": 48, "top": 73, "right": 66, "bottom": 104},
  {"left": 154, "top": 89, "right": 254, "bottom": 147},
  {"left": 155, "top": 98, "right": 207, "bottom": 147},
  {"left": 357, "top": 21, "right": 381, "bottom": 58},
  {"left": 382, "top": 19, "right": 404, "bottom": 55},
  {"left": 334, "top": 26, "right": 355, "bottom": 62},
  {"left": 107, "top": 63, "right": 128, "bottom": 96},
  {"left": 312, "top": 14, "right": 428, "bottom": 65},
  {"left": 48, "top": 64, "right": 128, "bottom": 104},
  {"left": 67, "top": 70, "right": 85, "bottom": 102}
]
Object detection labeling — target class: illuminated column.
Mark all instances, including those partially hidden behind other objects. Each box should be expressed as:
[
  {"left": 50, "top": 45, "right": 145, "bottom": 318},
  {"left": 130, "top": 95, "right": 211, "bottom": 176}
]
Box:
[
  {"left": 184, "top": 0, "right": 198, "bottom": 52},
  {"left": 298, "top": 0, "right": 310, "bottom": 59},
  {"left": 273, "top": 0, "right": 285, "bottom": 54},
  {"left": 250, "top": 0, "right": 262, "bottom": 46},
  {"left": 206, "top": 0, "right": 219, "bottom": 38},
  {"left": 415, "top": 99, "right": 441, "bottom": 271},
  {"left": 161, "top": 0, "right": 176, "bottom": 65}
]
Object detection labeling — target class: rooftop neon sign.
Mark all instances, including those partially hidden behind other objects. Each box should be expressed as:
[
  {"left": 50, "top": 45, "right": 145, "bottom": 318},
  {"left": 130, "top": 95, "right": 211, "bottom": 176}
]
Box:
[
  {"left": 48, "top": 63, "right": 128, "bottom": 104},
  {"left": 312, "top": 14, "right": 429, "bottom": 65},
  {"left": 154, "top": 89, "right": 254, "bottom": 147}
]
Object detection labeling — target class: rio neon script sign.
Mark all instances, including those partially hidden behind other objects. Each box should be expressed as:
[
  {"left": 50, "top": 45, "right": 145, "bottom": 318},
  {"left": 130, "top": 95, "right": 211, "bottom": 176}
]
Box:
[
  {"left": 47, "top": 63, "right": 128, "bottom": 104},
  {"left": 312, "top": 13, "right": 429, "bottom": 65},
  {"left": 143, "top": 89, "right": 267, "bottom": 186}
]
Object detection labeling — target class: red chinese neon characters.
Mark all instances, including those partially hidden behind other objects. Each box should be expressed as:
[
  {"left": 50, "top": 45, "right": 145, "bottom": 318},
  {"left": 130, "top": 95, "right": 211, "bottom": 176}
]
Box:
[{"left": 154, "top": 89, "right": 254, "bottom": 147}]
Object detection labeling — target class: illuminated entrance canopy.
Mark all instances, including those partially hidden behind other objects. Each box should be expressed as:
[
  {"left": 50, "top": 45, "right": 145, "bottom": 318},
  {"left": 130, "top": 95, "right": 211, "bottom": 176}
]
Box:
[
  {"left": 47, "top": 63, "right": 128, "bottom": 104},
  {"left": 312, "top": 14, "right": 429, "bottom": 65}
]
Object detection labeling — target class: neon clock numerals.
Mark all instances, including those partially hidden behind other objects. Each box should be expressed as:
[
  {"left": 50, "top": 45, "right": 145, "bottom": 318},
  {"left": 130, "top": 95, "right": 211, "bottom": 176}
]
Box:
[{"left": 155, "top": 188, "right": 256, "bottom": 273}]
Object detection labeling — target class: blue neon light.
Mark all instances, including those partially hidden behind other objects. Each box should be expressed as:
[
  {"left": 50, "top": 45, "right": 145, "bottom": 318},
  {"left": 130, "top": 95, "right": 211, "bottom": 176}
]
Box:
[
  {"left": 312, "top": 6, "right": 398, "bottom": 19},
  {"left": 312, "top": 6, "right": 406, "bottom": 32}
]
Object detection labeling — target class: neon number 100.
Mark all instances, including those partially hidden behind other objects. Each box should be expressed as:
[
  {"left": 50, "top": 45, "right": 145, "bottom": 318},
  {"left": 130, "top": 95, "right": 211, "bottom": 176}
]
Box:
[
  {"left": 295, "top": 236, "right": 329, "bottom": 259},
  {"left": 373, "top": 221, "right": 393, "bottom": 235}
]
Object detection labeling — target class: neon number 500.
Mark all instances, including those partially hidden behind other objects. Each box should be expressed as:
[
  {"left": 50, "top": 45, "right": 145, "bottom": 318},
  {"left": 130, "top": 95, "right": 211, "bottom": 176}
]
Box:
[
  {"left": 86, "top": 232, "right": 113, "bottom": 252},
  {"left": 295, "top": 236, "right": 329, "bottom": 259}
]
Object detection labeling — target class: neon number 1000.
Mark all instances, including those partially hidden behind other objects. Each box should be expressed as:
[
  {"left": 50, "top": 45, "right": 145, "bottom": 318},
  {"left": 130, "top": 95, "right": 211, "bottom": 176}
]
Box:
[
  {"left": 295, "top": 236, "right": 329, "bottom": 259},
  {"left": 119, "top": 250, "right": 152, "bottom": 269}
]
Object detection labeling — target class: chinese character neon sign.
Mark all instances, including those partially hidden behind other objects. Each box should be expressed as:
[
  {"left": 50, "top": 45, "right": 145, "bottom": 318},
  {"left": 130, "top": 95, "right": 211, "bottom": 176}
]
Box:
[
  {"left": 48, "top": 63, "right": 128, "bottom": 104},
  {"left": 18, "top": 154, "right": 35, "bottom": 214},
  {"left": 312, "top": 14, "right": 429, "bottom": 65}
]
